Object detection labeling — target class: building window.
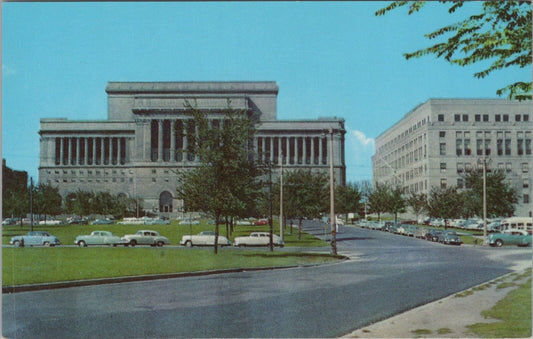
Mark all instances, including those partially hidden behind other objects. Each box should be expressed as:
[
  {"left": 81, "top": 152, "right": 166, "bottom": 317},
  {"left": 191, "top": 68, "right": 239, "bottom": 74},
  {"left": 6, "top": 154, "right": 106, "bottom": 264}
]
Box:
[
  {"left": 497, "top": 139, "right": 503, "bottom": 155},
  {"left": 457, "top": 178, "right": 464, "bottom": 189},
  {"left": 524, "top": 194, "right": 530, "bottom": 204},
  {"left": 506, "top": 162, "right": 512, "bottom": 173},
  {"left": 523, "top": 163, "right": 529, "bottom": 173},
  {"left": 495, "top": 114, "right": 501, "bottom": 122},
  {"left": 517, "top": 139, "right": 524, "bottom": 155},
  {"left": 440, "top": 179, "right": 447, "bottom": 189},
  {"left": 440, "top": 163, "right": 446, "bottom": 173},
  {"left": 483, "top": 114, "right": 489, "bottom": 122},
  {"left": 152, "top": 178, "right": 156, "bottom": 182},
  {"left": 505, "top": 139, "right": 511, "bottom": 155},
  {"left": 457, "top": 162, "right": 464, "bottom": 173},
  {"left": 515, "top": 114, "right": 521, "bottom": 122},
  {"left": 456, "top": 139, "right": 462, "bottom": 156},
  {"left": 523, "top": 179, "right": 529, "bottom": 188},
  {"left": 152, "top": 169, "right": 156, "bottom": 174},
  {"left": 438, "top": 114, "right": 444, "bottom": 122},
  {"left": 498, "top": 162, "right": 504, "bottom": 171},
  {"left": 465, "top": 163, "right": 472, "bottom": 172},
  {"left": 439, "top": 131, "right": 446, "bottom": 138},
  {"left": 440, "top": 143, "right": 446, "bottom": 155},
  {"left": 462, "top": 114, "right": 468, "bottom": 121},
  {"left": 524, "top": 114, "right": 530, "bottom": 122},
  {"left": 475, "top": 114, "right": 481, "bottom": 122},
  {"left": 503, "top": 114, "right": 509, "bottom": 122},
  {"left": 454, "top": 114, "right": 460, "bottom": 122}
]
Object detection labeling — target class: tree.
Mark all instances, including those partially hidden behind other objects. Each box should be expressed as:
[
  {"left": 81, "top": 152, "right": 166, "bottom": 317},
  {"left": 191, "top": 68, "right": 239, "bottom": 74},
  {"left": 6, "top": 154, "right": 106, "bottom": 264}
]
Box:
[
  {"left": 406, "top": 192, "right": 428, "bottom": 222},
  {"left": 176, "top": 100, "right": 260, "bottom": 254},
  {"left": 367, "top": 182, "right": 390, "bottom": 221},
  {"left": 387, "top": 185, "right": 406, "bottom": 224},
  {"left": 280, "top": 169, "right": 329, "bottom": 240},
  {"left": 65, "top": 190, "right": 94, "bottom": 217},
  {"left": 462, "top": 170, "right": 518, "bottom": 217},
  {"left": 33, "top": 183, "right": 63, "bottom": 221},
  {"left": 426, "top": 186, "right": 464, "bottom": 226},
  {"left": 3, "top": 188, "right": 28, "bottom": 225},
  {"left": 376, "top": 1, "right": 532, "bottom": 101},
  {"left": 335, "top": 182, "right": 361, "bottom": 218}
]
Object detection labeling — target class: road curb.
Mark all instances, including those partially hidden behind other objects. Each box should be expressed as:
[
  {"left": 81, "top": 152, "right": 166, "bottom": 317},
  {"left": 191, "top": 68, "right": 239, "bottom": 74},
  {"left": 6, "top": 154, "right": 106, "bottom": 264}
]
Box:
[{"left": 2, "top": 255, "right": 348, "bottom": 294}]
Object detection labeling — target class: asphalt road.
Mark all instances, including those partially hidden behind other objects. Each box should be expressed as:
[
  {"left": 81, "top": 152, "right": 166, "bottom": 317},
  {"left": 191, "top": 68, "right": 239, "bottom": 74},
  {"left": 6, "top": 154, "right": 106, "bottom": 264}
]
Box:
[{"left": 3, "top": 221, "right": 529, "bottom": 338}]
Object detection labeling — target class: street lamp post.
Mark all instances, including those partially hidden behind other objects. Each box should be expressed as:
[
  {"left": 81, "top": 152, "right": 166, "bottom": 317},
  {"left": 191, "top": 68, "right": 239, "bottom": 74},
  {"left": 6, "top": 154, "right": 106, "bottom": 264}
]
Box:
[
  {"left": 478, "top": 156, "right": 489, "bottom": 245},
  {"left": 328, "top": 127, "right": 337, "bottom": 255},
  {"left": 279, "top": 155, "right": 284, "bottom": 242}
]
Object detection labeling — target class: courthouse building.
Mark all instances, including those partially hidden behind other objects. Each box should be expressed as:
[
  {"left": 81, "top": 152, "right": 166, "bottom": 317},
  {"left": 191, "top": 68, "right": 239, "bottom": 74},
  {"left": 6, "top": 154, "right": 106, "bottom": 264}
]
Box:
[
  {"left": 39, "top": 81, "right": 346, "bottom": 217},
  {"left": 372, "top": 98, "right": 532, "bottom": 217}
]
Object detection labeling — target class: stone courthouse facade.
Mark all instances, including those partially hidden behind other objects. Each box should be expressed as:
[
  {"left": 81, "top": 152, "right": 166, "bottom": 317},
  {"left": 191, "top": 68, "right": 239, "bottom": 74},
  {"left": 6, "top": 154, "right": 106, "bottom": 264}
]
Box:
[{"left": 39, "top": 81, "right": 346, "bottom": 217}]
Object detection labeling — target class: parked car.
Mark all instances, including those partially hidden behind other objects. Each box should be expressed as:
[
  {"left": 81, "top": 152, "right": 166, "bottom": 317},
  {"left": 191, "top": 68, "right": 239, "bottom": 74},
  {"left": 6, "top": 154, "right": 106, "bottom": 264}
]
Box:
[
  {"left": 233, "top": 232, "right": 284, "bottom": 247},
  {"left": 425, "top": 229, "right": 443, "bottom": 242},
  {"left": 74, "top": 231, "right": 129, "bottom": 247},
  {"left": 90, "top": 218, "right": 114, "bottom": 225},
  {"left": 122, "top": 230, "right": 170, "bottom": 247},
  {"left": 253, "top": 219, "right": 269, "bottom": 226},
  {"left": 179, "top": 219, "right": 200, "bottom": 225},
  {"left": 439, "top": 231, "right": 462, "bottom": 245},
  {"left": 235, "top": 220, "right": 253, "bottom": 226},
  {"left": 67, "top": 218, "right": 89, "bottom": 225},
  {"left": 145, "top": 218, "right": 171, "bottom": 225},
  {"left": 39, "top": 219, "right": 62, "bottom": 225},
  {"left": 10, "top": 231, "right": 61, "bottom": 247},
  {"left": 488, "top": 230, "right": 531, "bottom": 247},
  {"left": 180, "top": 231, "right": 231, "bottom": 247},
  {"left": 3, "top": 218, "right": 16, "bottom": 225}
]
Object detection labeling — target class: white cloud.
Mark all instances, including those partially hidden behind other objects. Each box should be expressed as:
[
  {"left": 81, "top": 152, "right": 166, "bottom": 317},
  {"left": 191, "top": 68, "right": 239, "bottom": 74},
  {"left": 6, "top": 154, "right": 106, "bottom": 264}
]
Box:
[
  {"left": 344, "top": 126, "right": 375, "bottom": 182},
  {"left": 2, "top": 64, "right": 17, "bottom": 76}
]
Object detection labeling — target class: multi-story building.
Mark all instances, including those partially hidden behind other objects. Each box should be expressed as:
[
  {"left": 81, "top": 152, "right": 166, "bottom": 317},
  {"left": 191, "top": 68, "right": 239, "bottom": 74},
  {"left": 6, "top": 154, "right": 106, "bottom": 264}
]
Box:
[
  {"left": 38, "top": 81, "right": 346, "bottom": 218},
  {"left": 372, "top": 98, "right": 532, "bottom": 217}
]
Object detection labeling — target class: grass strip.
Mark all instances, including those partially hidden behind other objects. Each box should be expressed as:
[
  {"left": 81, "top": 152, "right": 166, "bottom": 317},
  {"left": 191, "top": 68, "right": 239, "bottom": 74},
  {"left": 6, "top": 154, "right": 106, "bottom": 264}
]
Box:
[
  {"left": 467, "top": 277, "right": 531, "bottom": 338},
  {"left": 2, "top": 247, "right": 339, "bottom": 286}
]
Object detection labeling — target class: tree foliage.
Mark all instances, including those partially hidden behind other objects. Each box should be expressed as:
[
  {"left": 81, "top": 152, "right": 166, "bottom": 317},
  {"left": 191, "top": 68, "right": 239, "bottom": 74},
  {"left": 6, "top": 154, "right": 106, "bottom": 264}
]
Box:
[
  {"left": 176, "top": 100, "right": 261, "bottom": 253},
  {"left": 376, "top": 1, "right": 532, "bottom": 101},
  {"left": 387, "top": 185, "right": 406, "bottom": 223},
  {"left": 335, "top": 182, "right": 361, "bottom": 216},
  {"left": 462, "top": 170, "right": 518, "bottom": 217},
  {"left": 33, "top": 183, "right": 63, "bottom": 219},
  {"left": 426, "top": 186, "right": 463, "bottom": 220},
  {"left": 367, "top": 182, "right": 390, "bottom": 220},
  {"left": 406, "top": 192, "right": 427, "bottom": 221}
]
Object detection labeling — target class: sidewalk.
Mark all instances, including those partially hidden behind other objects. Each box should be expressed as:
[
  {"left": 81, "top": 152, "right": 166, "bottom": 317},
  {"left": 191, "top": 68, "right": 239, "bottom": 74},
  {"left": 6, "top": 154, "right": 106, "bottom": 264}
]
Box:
[{"left": 343, "top": 253, "right": 531, "bottom": 338}]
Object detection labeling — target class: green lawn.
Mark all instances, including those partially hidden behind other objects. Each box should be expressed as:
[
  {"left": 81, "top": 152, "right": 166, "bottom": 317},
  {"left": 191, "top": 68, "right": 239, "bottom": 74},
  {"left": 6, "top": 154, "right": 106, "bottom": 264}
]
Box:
[
  {"left": 467, "top": 272, "right": 532, "bottom": 338},
  {"left": 2, "top": 247, "right": 340, "bottom": 286},
  {"left": 2, "top": 220, "right": 334, "bottom": 286}
]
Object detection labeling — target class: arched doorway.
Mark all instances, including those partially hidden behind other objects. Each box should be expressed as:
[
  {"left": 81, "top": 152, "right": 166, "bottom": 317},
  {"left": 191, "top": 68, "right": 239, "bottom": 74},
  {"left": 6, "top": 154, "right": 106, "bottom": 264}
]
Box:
[{"left": 159, "top": 191, "right": 173, "bottom": 213}]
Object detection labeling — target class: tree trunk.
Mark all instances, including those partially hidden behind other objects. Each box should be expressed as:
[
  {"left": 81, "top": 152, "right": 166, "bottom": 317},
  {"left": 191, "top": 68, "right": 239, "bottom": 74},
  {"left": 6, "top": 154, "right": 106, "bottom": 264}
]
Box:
[
  {"left": 298, "top": 218, "right": 303, "bottom": 240},
  {"left": 214, "top": 215, "right": 219, "bottom": 255}
]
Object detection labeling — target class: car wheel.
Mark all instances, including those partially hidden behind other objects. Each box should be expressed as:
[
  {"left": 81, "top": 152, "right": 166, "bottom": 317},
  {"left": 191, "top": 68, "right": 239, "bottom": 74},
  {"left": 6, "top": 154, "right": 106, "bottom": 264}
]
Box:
[
  {"left": 130, "top": 240, "right": 136, "bottom": 247},
  {"left": 44, "top": 242, "right": 50, "bottom": 247},
  {"left": 78, "top": 241, "right": 87, "bottom": 247},
  {"left": 185, "top": 241, "right": 192, "bottom": 247},
  {"left": 157, "top": 241, "right": 164, "bottom": 247},
  {"left": 113, "top": 244, "right": 117, "bottom": 247},
  {"left": 13, "top": 240, "right": 21, "bottom": 247},
  {"left": 495, "top": 239, "right": 503, "bottom": 247}
]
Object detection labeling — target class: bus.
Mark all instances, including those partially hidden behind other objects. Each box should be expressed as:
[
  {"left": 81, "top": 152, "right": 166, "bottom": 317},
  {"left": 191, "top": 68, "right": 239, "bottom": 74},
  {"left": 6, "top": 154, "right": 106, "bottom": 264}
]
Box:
[{"left": 500, "top": 217, "right": 532, "bottom": 234}]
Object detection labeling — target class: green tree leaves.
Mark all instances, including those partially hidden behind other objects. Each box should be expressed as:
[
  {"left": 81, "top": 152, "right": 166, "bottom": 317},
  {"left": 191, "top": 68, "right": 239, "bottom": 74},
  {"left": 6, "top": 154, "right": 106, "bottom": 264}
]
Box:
[{"left": 376, "top": 1, "right": 532, "bottom": 101}]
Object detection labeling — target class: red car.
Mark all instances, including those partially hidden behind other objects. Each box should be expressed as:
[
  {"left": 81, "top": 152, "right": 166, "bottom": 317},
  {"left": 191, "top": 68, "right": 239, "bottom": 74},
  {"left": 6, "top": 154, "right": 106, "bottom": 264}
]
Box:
[{"left": 253, "top": 219, "right": 269, "bottom": 225}]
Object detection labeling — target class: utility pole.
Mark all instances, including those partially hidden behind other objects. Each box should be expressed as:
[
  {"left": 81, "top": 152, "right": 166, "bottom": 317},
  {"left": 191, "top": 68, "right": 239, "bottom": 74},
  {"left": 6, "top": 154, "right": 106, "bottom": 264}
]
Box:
[
  {"left": 269, "top": 162, "right": 274, "bottom": 252},
  {"left": 30, "top": 177, "right": 34, "bottom": 232},
  {"left": 279, "top": 155, "right": 284, "bottom": 242},
  {"left": 329, "top": 127, "right": 337, "bottom": 255},
  {"left": 481, "top": 157, "right": 488, "bottom": 245}
]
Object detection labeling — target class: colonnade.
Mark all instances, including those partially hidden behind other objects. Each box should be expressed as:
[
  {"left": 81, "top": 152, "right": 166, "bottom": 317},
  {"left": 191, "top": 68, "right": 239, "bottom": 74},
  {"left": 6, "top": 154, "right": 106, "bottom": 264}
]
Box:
[
  {"left": 146, "top": 119, "right": 332, "bottom": 166},
  {"left": 55, "top": 136, "right": 127, "bottom": 166}
]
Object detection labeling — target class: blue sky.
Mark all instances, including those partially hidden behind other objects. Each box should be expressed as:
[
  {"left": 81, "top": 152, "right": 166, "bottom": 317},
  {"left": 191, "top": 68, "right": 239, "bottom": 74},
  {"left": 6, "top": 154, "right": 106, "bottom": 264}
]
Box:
[{"left": 2, "top": 2, "right": 530, "bottom": 183}]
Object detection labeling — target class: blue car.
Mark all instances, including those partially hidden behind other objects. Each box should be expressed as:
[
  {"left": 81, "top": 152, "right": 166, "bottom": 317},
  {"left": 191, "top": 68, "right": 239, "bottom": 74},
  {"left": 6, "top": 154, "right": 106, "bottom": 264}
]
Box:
[{"left": 10, "top": 231, "right": 61, "bottom": 247}]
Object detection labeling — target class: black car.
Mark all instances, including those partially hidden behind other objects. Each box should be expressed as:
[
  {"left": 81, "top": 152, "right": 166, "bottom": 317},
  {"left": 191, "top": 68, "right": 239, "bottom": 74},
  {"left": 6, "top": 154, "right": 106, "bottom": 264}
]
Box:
[{"left": 425, "top": 229, "right": 443, "bottom": 242}]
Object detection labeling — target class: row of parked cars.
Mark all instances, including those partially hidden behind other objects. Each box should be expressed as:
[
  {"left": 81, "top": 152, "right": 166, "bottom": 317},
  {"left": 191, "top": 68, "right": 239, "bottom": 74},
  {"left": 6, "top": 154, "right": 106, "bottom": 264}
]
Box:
[
  {"left": 10, "top": 230, "right": 285, "bottom": 248},
  {"left": 358, "top": 220, "right": 463, "bottom": 245}
]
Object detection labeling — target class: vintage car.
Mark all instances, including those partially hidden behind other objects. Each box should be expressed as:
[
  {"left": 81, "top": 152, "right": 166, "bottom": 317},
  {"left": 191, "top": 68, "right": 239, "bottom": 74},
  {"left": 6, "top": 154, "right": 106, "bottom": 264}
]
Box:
[
  {"left": 180, "top": 231, "right": 231, "bottom": 247},
  {"left": 253, "top": 219, "right": 269, "bottom": 226},
  {"left": 90, "top": 218, "right": 114, "bottom": 225},
  {"left": 122, "top": 230, "right": 170, "bottom": 247},
  {"left": 39, "top": 219, "right": 62, "bottom": 225},
  {"left": 439, "top": 231, "right": 462, "bottom": 245},
  {"left": 233, "top": 232, "right": 284, "bottom": 247},
  {"left": 10, "top": 231, "right": 61, "bottom": 247},
  {"left": 488, "top": 230, "right": 531, "bottom": 247},
  {"left": 74, "top": 231, "right": 128, "bottom": 247},
  {"left": 144, "top": 218, "right": 171, "bottom": 225},
  {"left": 179, "top": 219, "right": 200, "bottom": 225}
]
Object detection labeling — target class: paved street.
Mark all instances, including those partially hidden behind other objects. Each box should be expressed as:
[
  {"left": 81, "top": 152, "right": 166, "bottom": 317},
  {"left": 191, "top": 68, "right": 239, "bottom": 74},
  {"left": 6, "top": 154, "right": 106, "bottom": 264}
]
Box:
[{"left": 3, "top": 220, "right": 529, "bottom": 338}]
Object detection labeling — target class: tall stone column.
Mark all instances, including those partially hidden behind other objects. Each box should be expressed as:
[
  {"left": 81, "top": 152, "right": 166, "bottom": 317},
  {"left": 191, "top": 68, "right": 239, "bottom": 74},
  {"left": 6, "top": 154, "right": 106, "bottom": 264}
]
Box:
[
  {"left": 319, "top": 137, "right": 323, "bottom": 165},
  {"left": 60, "top": 137, "right": 65, "bottom": 165},
  {"left": 84, "top": 138, "right": 89, "bottom": 165},
  {"left": 292, "top": 136, "right": 297, "bottom": 165},
  {"left": 76, "top": 137, "right": 80, "bottom": 165},
  {"left": 101, "top": 137, "right": 106, "bottom": 165},
  {"left": 170, "top": 120, "right": 176, "bottom": 162},
  {"left": 270, "top": 137, "right": 274, "bottom": 163},
  {"left": 117, "top": 137, "right": 122, "bottom": 165},
  {"left": 158, "top": 120, "right": 163, "bottom": 162},
  {"left": 92, "top": 138, "right": 97, "bottom": 165},
  {"left": 110, "top": 137, "right": 115, "bottom": 165},
  {"left": 311, "top": 137, "right": 316, "bottom": 164},
  {"left": 70, "top": 138, "right": 75, "bottom": 165},
  {"left": 183, "top": 122, "right": 189, "bottom": 163},
  {"left": 303, "top": 137, "right": 307, "bottom": 164}
]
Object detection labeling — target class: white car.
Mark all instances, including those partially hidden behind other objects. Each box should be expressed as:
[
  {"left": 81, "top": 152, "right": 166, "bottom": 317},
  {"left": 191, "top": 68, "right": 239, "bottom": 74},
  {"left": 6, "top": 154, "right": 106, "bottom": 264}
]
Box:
[
  {"left": 39, "top": 219, "right": 62, "bottom": 225},
  {"left": 180, "top": 231, "right": 231, "bottom": 247},
  {"left": 233, "top": 232, "right": 284, "bottom": 247},
  {"left": 179, "top": 219, "right": 200, "bottom": 225},
  {"left": 122, "top": 230, "right": 170, "bottom": 247}
]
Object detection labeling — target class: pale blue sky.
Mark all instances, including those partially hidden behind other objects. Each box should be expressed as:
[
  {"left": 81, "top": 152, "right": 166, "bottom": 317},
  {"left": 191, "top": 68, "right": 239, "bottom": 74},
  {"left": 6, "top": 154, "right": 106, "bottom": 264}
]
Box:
[{"left": 2, "top": 2, "right": 530, "bottom": 183}]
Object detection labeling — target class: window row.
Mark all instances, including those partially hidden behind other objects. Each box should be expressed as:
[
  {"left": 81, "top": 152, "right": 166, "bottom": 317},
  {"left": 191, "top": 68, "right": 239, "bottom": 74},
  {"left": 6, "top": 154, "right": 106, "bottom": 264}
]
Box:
[{"left": 437, "top": 113, "right": 530, "bottom": 122}]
